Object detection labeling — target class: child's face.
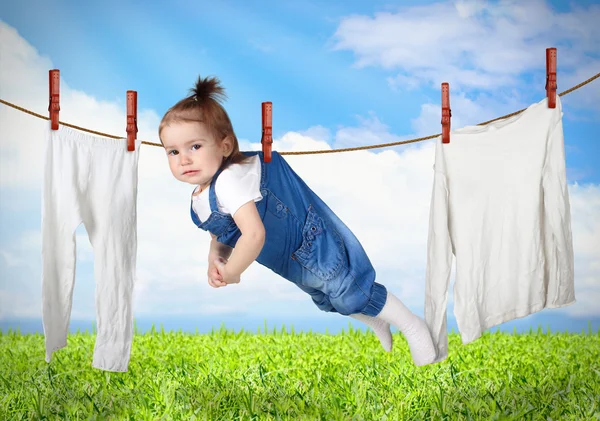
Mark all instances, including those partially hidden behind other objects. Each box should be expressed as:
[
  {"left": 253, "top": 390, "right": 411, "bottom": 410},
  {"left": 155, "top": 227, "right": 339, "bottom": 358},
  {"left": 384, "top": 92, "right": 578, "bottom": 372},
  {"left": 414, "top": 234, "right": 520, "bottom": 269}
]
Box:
[{"left": 161, "top": 121, "right": 232, "bottom": 188}]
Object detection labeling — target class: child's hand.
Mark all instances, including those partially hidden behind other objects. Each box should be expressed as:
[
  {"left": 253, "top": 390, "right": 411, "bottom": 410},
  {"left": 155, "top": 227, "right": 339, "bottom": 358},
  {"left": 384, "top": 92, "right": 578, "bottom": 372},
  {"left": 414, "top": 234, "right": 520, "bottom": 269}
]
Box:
[
  {"left": 208, "top": 257, "right": 227, "bottom": 288},
  {"left": 213, "top": 258, "right": 241, "bottom": 285}
]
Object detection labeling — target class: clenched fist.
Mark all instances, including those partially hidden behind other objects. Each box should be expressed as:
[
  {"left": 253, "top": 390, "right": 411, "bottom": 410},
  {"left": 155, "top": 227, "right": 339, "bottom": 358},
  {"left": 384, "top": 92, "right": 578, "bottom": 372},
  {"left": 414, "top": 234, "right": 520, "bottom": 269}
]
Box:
[
  {"left": 207, "top": 256, "right": 227, "bottom": 288},
  {"left": 213, "top": 258, "right": 241, "bottom": 285}
]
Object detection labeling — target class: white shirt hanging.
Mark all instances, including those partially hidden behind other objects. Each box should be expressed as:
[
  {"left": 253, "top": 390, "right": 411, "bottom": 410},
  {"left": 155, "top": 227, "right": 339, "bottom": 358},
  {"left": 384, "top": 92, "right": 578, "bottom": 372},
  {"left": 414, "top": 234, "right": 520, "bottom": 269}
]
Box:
[{"left": 424, "top": 96, "right": 575, "bottom": 363}]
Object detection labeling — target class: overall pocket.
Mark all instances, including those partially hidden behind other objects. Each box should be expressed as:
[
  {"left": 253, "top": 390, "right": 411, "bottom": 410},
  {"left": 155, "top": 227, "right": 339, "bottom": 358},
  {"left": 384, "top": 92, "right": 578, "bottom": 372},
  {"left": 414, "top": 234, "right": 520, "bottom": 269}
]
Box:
[
  {"left": 292, "top": 205, "right": 348, "bottom": 282},
  {"left": 262, "top": 188, "right": 288, "bottom": 220}
]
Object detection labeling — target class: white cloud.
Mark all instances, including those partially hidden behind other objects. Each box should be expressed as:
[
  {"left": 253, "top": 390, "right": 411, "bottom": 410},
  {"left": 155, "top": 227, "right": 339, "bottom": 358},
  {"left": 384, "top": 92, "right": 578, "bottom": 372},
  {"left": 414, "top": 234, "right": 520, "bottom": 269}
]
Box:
[
  {"left": 569, "top": 183, "right": 600, "bottom": 259},
  {"left": 567, "top": 183, "right": 600, "bottom": 317},
  {"left": 331, "top": 0, "right": 600, "bottom": 107},
  {"left": 0, "top": 290, "right": 38, "bottom": 320},
  {"left": 0, "top": 250, "right": 25, "bottom": 267},
  {"left": 0, "top": 20, "right": 598, "bottom": 328},
  {"left": 297, "top": 125, "right": 331, "bottom": 143}
]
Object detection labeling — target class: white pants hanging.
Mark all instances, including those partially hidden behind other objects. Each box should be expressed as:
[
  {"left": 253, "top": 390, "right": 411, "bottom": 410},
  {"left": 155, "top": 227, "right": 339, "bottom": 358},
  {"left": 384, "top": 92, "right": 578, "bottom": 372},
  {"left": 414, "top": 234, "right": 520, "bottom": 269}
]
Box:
[{"left": 42, "top": 124, "right": 142, "bottom": 372}]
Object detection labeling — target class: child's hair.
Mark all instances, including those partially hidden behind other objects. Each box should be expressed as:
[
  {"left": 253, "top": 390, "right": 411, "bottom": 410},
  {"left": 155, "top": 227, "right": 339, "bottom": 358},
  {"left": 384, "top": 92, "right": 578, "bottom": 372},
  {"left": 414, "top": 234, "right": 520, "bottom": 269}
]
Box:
[{"left": 158, "top": 75, "right": 252, "bottom": 170}]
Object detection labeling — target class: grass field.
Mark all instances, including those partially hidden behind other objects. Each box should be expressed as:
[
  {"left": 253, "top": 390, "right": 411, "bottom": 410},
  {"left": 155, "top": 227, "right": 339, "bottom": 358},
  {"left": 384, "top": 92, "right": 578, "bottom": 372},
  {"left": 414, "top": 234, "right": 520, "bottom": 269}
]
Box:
[{"left": 1, "top": 323, "right": 599, "bottom": 420}]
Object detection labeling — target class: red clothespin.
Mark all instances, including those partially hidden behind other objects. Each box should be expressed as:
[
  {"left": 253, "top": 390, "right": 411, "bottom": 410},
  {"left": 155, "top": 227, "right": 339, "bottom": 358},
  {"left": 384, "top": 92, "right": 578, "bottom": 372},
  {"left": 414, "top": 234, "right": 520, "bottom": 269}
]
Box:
[
  {"left": 48, "top": 69, "right": 60, "bottom": 130},
  {"left": 126, "top": 91, "right": 137, "bottom": 151},
  {"left": 441, "top": 82, "right": 451, "bottom": 144},
  {"left": 262, "top": 101, "right": 273, "bottom": 163},
  {"left": 546, "top": 48, "right": 557, "bottom": 108}
]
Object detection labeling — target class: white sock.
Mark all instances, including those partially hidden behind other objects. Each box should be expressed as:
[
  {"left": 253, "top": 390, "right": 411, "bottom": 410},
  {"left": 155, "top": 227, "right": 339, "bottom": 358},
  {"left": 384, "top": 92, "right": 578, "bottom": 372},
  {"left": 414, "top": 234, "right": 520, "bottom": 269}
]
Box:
[
  {"left": 350, "top": 313, "right": 393, "bottom": 352},
  {"left": 376, "top": 291, "right": 437, "bottom": 366}
]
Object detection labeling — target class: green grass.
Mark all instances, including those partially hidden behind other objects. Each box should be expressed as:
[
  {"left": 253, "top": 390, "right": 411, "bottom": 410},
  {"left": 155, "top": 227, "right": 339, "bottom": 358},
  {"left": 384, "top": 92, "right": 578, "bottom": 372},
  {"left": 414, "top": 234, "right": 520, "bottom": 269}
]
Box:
[{"left": 1, "top": 323, "right": 599, "bottom": 420}]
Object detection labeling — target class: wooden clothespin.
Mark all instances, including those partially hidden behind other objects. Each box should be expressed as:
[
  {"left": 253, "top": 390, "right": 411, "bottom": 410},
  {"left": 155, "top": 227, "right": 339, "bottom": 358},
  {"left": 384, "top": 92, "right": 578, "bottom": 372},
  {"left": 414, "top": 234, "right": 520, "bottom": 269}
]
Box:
[
  {"left": 441, "top": 82, "right": 451, "bottom": 144},
  {"left": 126, "top": 90, "right": 137, "bottom": 151},
  {"left": 546, "top": 48, "right": 557, "bottom": 109},
  {"left": 262, "top": 101, "right": 273, "bottom": 163},
  {"left": 48, "top": 69, "right": 60, "bottom": 130}
]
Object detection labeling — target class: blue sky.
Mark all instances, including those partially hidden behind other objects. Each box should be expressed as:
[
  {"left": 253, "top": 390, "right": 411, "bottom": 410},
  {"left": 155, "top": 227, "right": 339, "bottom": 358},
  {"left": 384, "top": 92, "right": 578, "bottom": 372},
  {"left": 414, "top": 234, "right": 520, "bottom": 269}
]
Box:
[
  {"left": 3, "top": 0, "right": 599, "bottom": 176},
  {"left": 0, "top": 0, "right": 599, "bottom": 340}
]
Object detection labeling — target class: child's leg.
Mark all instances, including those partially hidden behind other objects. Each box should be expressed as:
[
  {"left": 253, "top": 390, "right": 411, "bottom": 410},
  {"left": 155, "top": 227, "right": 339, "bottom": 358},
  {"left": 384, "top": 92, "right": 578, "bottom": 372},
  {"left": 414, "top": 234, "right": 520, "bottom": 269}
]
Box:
[
  {"left": 298, "top": 279, "right": 393, "bottom": 352},
  {"left": 349, "top": 313, "right": 392, "bottom": 352},
  {"left": 296, "top": 283, "right": 336, "bottom": 312},
  {"left": 375, "top": 290, "right": 437, "bottom": 366}
]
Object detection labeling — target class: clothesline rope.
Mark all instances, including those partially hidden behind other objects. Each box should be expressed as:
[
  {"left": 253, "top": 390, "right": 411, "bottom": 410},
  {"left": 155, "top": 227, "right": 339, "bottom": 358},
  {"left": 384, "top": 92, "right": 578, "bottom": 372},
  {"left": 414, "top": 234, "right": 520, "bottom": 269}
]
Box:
[{"left": 1, "top": 72, "right": 598, "bottom": 155}]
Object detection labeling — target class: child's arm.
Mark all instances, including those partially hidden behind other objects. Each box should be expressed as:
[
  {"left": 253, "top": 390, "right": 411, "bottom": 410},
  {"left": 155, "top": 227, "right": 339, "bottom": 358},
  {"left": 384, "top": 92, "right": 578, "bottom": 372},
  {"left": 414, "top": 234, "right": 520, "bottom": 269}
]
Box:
[
  {"left": 217, "top": 201, "right": 265, "bottom": 283},
  {"left": 207, "top": 233, "right": 233, "bottom": 288},
  {"left": 208, "top": 232, "right": 233, "bottom": 262}
]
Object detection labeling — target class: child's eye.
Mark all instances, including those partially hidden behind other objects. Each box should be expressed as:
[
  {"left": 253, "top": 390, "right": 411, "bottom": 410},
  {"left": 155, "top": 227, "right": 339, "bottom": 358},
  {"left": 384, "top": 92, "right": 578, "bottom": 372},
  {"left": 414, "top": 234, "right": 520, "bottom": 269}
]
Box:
[
  {"left": 168, "top": 150, "right": 178, "bottom": 156},
  {"left": 192, "top": 144, "right": 202, "bottom": 150}
]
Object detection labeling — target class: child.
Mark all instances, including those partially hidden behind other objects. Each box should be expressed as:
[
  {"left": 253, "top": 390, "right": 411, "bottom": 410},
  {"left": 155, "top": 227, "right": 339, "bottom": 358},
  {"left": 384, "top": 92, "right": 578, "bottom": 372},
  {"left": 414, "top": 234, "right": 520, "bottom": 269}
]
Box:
[{"left": 158, "top": 76, "right": 437, "bottom": 366}]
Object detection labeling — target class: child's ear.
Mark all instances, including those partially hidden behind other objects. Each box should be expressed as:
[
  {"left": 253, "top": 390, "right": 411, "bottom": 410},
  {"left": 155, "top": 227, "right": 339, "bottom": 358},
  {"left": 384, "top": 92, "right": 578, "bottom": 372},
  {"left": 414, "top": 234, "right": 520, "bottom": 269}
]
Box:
[{"left": 222, "top": 136, "right": 234, "bottom": 157}]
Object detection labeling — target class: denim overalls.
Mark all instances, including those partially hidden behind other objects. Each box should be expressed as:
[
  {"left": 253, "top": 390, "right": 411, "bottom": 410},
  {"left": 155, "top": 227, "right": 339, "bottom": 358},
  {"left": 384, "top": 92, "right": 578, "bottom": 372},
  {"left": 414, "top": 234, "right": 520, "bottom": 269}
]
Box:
[{"left": 189, "top": 151, "right": 388, "bottom": 317}]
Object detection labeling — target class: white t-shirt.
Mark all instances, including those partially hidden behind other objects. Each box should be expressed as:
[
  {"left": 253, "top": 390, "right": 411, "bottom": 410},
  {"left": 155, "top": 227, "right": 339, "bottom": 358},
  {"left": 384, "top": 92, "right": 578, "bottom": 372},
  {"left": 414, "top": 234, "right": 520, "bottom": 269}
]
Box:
[
  {"left": 192, "top": 155, "right": 263, "bottom": 221},
  {"left": 424, "top": 96, "right": 575, "bottom": 363}
]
